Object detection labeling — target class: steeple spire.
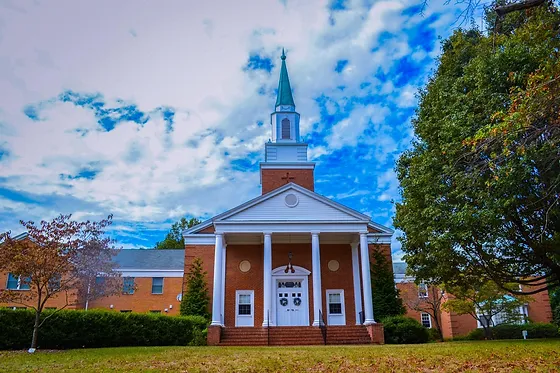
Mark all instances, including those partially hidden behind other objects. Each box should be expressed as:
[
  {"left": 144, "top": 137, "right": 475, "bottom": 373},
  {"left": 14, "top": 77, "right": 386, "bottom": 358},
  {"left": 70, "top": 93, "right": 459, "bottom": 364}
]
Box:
[{"left": 275, "top": 49, "right": 295, "bottom": 107}]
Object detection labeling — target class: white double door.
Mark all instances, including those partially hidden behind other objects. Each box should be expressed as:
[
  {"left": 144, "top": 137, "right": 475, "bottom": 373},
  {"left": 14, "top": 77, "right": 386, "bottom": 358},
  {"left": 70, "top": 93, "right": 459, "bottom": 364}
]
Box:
[{"left": 276, "top": 279, "right": 308, "bottom": 326}]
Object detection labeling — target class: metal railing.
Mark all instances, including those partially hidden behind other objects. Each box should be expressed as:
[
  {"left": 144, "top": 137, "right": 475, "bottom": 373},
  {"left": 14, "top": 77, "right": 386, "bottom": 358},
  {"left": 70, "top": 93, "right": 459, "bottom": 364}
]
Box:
[
  {"left": 319, "top": 310, "right": 327, "bottom": 345},
  {"left": 267, "top": 310, "right": 270, "bottom": 346},
  {"left": 359, "top": 311, "right": 365, "bottom": 325}
]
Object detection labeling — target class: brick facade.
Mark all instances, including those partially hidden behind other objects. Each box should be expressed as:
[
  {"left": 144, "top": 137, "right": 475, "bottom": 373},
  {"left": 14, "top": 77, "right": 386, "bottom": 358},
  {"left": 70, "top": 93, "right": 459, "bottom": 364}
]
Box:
[
  {"left": 396, "top": 281, "right": 554, "bottom": 339},
  {"left": 261, "top": 168, "right": 314, "bottom": 194},
  {"left": 88, "top": 277, "right": 183, "bottom": 315}
]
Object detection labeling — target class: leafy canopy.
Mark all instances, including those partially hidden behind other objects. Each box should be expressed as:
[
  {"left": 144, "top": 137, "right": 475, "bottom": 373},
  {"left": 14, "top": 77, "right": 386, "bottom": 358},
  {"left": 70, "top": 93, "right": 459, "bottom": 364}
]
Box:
[
  {"left": 0, "top": 214, "right": 121, "bottom": 349},
  {"left": 155, "top": 217, "right": 200, "bottom": 250},
  {"left": 395, "top": 3, "right": 560, "bottom": 294}
]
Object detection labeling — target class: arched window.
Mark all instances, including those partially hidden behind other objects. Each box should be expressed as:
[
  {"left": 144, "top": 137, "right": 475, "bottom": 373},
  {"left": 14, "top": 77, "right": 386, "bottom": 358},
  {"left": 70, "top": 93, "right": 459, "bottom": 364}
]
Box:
[{"left": 281, "top": 118, "right": 291, "bottom": 139}]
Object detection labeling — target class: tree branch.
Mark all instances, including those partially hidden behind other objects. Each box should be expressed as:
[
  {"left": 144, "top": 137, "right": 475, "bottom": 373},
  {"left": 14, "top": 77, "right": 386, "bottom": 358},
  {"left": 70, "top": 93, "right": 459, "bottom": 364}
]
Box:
[{"left": 495, "top": 0, "right": 546, "bottom": 17}]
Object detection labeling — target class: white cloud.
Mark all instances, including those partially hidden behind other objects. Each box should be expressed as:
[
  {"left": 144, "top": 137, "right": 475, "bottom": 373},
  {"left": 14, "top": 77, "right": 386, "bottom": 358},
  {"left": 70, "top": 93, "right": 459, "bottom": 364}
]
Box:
[{"left": 0, "top": 0, "right": 460, "bottom": 246}]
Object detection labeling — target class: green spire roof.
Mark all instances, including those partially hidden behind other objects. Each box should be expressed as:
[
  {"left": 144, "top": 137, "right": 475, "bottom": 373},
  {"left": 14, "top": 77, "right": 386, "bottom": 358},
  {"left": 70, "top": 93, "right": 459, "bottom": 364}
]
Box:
[{"left": 275, "top": 49, "right": 295, "bottom": 107}]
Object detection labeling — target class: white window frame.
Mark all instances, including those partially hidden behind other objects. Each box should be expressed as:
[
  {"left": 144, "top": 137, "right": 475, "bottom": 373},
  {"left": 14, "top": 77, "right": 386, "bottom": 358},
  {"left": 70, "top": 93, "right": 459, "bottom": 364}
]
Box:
[
  {"left": 151, "top": 277, "right": 164, "bottom": 294},
  {"left": 6, "top": 273, "right": 31, "bottom": 291},
  {"left": 326, "top": 289, "right": 345, "bottom": 318},
  {"left": 235, "top": 290, "right": 254, "bottom": 327},
  {"left": 418, "top": 282, "right": 428, "bottom": 298},
  {"left": 421, "top": 312, "right": 432, "bottom": 328}
]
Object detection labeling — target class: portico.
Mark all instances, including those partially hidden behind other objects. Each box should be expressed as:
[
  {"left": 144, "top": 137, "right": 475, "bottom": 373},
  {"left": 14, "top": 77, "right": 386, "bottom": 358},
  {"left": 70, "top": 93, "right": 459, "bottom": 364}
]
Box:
[{"left": 182, "top": 51, "right": 391, "bottom": 345}]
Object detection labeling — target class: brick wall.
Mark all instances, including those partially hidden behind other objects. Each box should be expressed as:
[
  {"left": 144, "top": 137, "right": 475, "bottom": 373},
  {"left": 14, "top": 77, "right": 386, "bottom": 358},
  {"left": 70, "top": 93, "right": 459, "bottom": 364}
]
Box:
[
  {"left": 184, "top": 244, "right": 215, "bottom": 316},
  {"left": 88, "top": 277, "right": 183, "bottom": 315},
  {"left": 0, "top": 272, "right": 80, "bottom": 310},
  {"left": 261, "top": 168, "right": 314, "bottom": 194}
]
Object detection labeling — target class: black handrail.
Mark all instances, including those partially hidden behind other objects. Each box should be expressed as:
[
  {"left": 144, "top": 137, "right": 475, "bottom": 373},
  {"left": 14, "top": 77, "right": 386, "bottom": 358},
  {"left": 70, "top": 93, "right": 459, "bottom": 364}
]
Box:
[
  {"left": 267, "top": 310, "right": 270, "bottom": 346},
  {"left": 319, "top": 310, "right": 327, "bottom": 345},
  {"left": 359, "top": 311, "right": 365, "bottom": 325}
]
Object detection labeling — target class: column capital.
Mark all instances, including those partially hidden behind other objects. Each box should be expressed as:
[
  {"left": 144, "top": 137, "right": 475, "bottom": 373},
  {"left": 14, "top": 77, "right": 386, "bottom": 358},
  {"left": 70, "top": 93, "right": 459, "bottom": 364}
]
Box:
[
  {"left": 263, "top": 231, "right": 273, "bottom": 236},
  {"left": 350, "top": 241, "right": 359, "bottom": 249},
  {"left": 359, "top": 231, "right": 368, "bottom": 236},
  {"left": 310, "top": 231, "right": 320, "bottom": 236}
]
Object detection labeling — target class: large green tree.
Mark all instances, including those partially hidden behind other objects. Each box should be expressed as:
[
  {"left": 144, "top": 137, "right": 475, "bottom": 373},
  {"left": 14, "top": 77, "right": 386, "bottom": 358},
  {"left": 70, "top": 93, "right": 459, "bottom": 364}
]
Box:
[
  {"left": 155, "top": 217, "right": 200, "bottom": 250},
  {"left": 370, "top": 247, "right": 406, "bottom": 321},
  {"left": 394, "top": 3, "right": 560, "bottom": 294}
]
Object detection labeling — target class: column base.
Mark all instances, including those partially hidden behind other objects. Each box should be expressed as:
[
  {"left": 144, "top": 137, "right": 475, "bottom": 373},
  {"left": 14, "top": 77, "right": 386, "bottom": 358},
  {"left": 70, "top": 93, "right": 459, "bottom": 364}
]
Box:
[
  {"left": 365, "top": 323, "right": 384, "bottom": 344},
  {"left": 210, "top": 321, "right": 224, "bottom": 327},
  {"left": 207, "top": 325, "right": 222, "bottom": 346},
  {"left": 312, "top": 320, "right": 321, "bottom": 327},
  {"left": 364, "top": 319, "right": 376, "bottom": 325},
  {"left": 262, "top": 321, "right": 275, "bottom": 327}
]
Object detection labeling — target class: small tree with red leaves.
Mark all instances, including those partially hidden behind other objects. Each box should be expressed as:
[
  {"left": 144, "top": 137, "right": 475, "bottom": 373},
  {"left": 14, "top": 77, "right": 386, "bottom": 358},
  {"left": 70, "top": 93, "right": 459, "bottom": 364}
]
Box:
[{"left": 0, "top": 214, "right": 121, "bottom": 352}]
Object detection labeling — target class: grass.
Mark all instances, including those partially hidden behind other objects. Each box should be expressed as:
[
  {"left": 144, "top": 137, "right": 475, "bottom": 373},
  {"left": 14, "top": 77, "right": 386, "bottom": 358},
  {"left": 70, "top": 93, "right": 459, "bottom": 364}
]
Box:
[{"left": 0, "top": 340, "right": 559, "bottom": 372}]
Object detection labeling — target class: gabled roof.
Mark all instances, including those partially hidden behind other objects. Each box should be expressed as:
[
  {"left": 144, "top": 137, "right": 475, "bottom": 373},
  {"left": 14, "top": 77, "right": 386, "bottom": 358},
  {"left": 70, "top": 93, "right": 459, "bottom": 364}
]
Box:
[
  {"left": 185, "top": 183, "right": 393, "bottom": 235},
  {"left": 114, "top": 249, "right": 184, "bottom": 270}
]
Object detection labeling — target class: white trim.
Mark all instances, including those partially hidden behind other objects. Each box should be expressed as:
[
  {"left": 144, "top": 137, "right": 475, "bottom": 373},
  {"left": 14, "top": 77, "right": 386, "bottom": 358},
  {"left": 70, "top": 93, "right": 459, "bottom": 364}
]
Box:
[
  {"left": 260, "top": 162, "right": 315, "bottom": 169},
  {"left": 183, "top": 183, "right": 377, "bottom": 236},
  {"left": 367, "top": 222, "right": 394, "bottom": 234},
  {"left": 215, "top": 222, "right": 369, "bottom": 234},
  {"left": 151, "top": 277, "right": 164, "bottom": 294},
  {"left": 418, "top": 282, "right": 428, "bottom": 298},
  {"left": 326, "top": 289, "right": 346, "bottom": 326},
  {"left": 421, "top": 312, "right": 432, "bottom": 328},
  {"left": 366, "top": 234, "right": 393, "bottom": 244},
  {"left": 184, "top": 234, "right": 215, "bottom": 245},
  {"left": 118, "top": 269, "right": 183, "bottom": 278},
  {"left": 235, "top": 290, "right": 255, "bottom": 327}
]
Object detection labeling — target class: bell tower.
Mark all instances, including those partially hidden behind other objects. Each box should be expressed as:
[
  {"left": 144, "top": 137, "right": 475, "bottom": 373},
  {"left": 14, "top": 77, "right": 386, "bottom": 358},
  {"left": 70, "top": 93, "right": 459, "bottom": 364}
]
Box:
[{"left": 260, "top": 50, "right": 315, "bottom": 194}]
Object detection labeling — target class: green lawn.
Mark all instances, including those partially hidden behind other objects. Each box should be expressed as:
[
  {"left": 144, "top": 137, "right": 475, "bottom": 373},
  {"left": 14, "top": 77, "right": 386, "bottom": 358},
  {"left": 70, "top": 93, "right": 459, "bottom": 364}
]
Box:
[{"left": 1, "top": 340, "right": 559, "bottom": 372}]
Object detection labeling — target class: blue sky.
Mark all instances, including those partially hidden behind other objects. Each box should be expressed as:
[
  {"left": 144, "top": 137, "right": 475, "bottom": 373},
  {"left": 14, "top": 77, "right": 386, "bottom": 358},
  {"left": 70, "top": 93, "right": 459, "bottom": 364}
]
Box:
[{"left": 0, "top": 0, "right": 466, "bottom": 256}]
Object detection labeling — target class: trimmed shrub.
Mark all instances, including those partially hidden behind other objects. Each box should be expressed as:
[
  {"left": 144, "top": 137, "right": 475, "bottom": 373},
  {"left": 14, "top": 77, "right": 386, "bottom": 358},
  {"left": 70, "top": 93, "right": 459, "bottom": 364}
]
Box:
[
  {"left": 0, "top": 309, "right": 207, "bottom": 350},
  {"left": 493, "top": 323, "right": 559, "bottom": 340},
  {"left": 427, "top": 327, "right": 442, "bottom": 342},
  {"left": 463, "top": 328, "right": 486, "bottom": 341},
  {"left": 382, "top": 316, "right": 429, "bottom": 344}
]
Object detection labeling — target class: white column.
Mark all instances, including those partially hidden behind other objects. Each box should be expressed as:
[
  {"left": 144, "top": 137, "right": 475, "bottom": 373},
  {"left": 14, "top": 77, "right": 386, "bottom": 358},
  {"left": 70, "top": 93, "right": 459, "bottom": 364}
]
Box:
[
  {"left": 221, "top": 243, "right": 227, "bottom": 325},
  {"left": 360, "top": 232, "right": 375, "bottom": 324},
  {"left": 311, "top": 231, "right": 322, "bottom": 327},
  {"left": 262, "top": 232, "right": 273, "bottom": 327},
  {"left": 351, "top": 242, "right": 363, "bottom": 325},
  {"left": 211, "top": 233, "right": 224, "bottom": 326}
]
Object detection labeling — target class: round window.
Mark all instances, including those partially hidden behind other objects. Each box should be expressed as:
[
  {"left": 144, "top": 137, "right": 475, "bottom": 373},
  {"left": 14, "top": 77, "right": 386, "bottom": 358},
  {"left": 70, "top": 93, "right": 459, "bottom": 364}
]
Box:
[
  {"left": 328, "top": 260, "right": 340, "bottom": 272},
  {"left": 284, "top": 193, "right": 299, "bottom": 207},
  {"left": 239, "top": 260, "right": 251, "bottom": 273}
]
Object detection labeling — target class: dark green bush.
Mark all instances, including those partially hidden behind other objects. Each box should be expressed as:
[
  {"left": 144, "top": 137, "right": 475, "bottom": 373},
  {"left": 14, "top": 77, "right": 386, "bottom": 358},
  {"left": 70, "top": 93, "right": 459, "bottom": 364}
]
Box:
[
  {"left": 463, "top": 328, "right": 486, "bottom": 340},
  {"left": 427, "top": 327, "right": 442, "bottom": 342},
  {"left": 0, "top": 309, "right": 208, "bottom": 350},
  {"left": 493, "top": 323, "right": 559, "bottom": 340},
  {"left": 455, "top": 323, "right": 560, "bottom": 341},
  {"left": 382, "top": 316, "right": 429, "bottom": 344}
]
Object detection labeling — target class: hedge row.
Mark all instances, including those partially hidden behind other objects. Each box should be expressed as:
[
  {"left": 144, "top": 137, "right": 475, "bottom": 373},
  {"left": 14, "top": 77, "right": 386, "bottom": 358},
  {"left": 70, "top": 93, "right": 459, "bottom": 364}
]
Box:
[
  {"left": 382, "top": 316, "right": 430, "bottom": 344},
  {"left": 460, "top": 323, "right": 559, "bottom": 341},
  {"left": 0, "top": 309, "right": 208, "bottom": 350}
]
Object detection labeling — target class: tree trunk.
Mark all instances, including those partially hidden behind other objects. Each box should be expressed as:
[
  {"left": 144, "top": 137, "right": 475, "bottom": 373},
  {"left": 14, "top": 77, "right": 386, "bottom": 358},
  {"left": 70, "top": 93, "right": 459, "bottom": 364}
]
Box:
[
  {"left": 433, "top": 314, "right": 444, "bottom": 342},
  {"left": 495, "top": 0, "right": 546, "bottom": 17},
  {"left": 482, "top": 325, "right": 493, "bottom": 340},
  {"left": 30, "top": 310, "right": 41, "bottom": 351}
]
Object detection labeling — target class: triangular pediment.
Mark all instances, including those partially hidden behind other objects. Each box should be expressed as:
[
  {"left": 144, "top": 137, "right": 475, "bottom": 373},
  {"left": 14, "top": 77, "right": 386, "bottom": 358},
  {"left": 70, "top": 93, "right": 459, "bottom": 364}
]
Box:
[{"left": 216, "top": 183, "right": 370, "bottom": 223}]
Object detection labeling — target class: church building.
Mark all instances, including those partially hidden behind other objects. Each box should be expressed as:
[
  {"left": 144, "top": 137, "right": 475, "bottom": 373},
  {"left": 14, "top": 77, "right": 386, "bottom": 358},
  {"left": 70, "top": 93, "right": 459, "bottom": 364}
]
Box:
[{"left": 183, "top": 51, "right": 392, "bottom": 345}]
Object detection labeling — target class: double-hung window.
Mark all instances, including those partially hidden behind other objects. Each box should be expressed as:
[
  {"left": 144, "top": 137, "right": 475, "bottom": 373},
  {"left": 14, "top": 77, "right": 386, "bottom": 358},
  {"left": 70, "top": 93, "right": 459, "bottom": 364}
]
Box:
[
  {"left": 152, "top": 277, "right": 163, "bottom": 294},
  {"left": 123, "top": 277, "right": 135, "bottom": 294},
  {"left": 328, "top": 292, "right": 343, "bottom": 315},
  {"left": 6, "top": 273, "right": 31, "bottom": 290},
  {"left": 238, "top": 294, "right": 252, "bottom": 316},
  {"left": 421, "top": 312, "right": 432, "bottom": 328},
  {"left": 418, "top": 282, "right": 428, "bottom": 298}
]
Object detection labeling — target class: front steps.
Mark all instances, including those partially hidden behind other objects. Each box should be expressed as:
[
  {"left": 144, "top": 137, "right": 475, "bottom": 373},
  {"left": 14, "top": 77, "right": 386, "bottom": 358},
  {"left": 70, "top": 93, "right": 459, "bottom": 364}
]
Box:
[{"left": 218, "top": 325, "right": 372, "bottom": 346}]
